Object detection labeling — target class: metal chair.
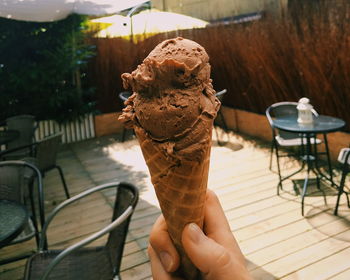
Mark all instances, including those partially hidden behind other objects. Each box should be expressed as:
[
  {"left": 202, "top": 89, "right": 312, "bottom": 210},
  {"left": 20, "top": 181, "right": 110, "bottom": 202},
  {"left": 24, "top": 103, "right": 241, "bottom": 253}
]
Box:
[
  {"left": 0, "top": 160, "right": 45, "bottom": 265},
  {"left": 334, "top": 148, "right": 350, "bottom": 215},
  {"left": 0, "top": 132, "right": 70, "bottom": 199},
  {"left": 23, "top": 182, "right": 139, "bottom": 280},
  {"left": 214, "top": 89, "right": 228, "bottom": 146},
  {"left": 266, "top": 102, "right": 332, "bottom": 193},
  {"left": 5, "top": 115, "right": 37, "bottom": 159},
  {"left": 118, "top": 91, "right": 132, "bottom": 142}
]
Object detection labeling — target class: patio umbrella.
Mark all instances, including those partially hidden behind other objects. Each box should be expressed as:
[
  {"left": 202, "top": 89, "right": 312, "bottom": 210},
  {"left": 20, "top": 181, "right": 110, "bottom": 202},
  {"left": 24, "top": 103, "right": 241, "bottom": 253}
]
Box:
[
  {"left": 0, "top": 0, "right": 149, "bottom": 22},
  {"left": 90, "top": 8, "right": 208, "bottom": 39}
]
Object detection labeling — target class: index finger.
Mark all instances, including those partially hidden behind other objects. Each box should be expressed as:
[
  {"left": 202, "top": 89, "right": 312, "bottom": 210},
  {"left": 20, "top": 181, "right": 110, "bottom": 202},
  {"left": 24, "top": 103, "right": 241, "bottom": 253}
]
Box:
[
  {"left": 204, "top": 190, "right": 245, "bottom": 261},
  {"left": 149, "top": 214, "right": 180, "bottom": 272}
]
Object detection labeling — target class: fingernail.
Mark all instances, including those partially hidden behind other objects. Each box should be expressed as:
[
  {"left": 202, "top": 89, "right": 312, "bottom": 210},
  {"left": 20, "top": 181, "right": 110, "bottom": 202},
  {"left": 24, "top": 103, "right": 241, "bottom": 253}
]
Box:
[
  {"left": 187, "top": 223, "right": 205, "bottom": 243},
  {"left": 159, "top": 251, "right": 173, "bottom": 272}
]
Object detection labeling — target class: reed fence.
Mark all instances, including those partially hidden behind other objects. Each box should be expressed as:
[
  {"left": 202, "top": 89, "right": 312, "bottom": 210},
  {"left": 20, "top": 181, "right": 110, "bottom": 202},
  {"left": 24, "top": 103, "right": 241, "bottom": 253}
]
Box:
[{"left": 87, "top": 1, "right": 350, "bottom": 131}]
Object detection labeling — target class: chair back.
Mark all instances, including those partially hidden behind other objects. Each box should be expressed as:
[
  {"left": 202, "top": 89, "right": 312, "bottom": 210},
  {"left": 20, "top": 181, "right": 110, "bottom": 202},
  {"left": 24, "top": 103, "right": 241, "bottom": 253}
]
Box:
[
  {"left": 106, "top": 182, "right": 139, "bottom": 272},
  {"left": 338, "top": 148, "right": 350, "bottom": 165},
  {"left": 266, "top": 102, "right": 300, "bottom": 140},
  {"left": 215, "top": 89, "right": 227, "bottom": 102},
  {"left": 6, "top": 115, "right": 36, "bottom": 158},
  {"left": 119, "top": 91, "right": 131, "bottom": 103},
  {"left": 0, "top": 161, "right": 45, "bottom": 245},
  {"left": 36, "top": 133, "right": 63, "bottom": 172},
  {"left": 25, "top": 182, "right": 138, "bottom": 280},
  {"left": 0, "top": 163, "right": 26, "bottom": 203}
]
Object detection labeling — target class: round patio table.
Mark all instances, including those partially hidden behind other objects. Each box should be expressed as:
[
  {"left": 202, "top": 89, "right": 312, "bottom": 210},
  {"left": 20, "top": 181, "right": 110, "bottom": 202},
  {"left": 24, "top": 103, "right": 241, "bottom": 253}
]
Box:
[
  {"left": 0, "top": 199, "right": 28, "bottom": 248},
  {"left": 273, "top": 115, "right": 346, "bottom": 215},
  {"left": 272, "top": 115, "right": 345, "bottom": 134}
]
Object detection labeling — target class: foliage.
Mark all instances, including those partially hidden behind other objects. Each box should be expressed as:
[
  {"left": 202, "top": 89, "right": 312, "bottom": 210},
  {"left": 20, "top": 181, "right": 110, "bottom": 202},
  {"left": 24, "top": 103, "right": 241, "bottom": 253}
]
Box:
[{"left": 0, "top": 14, "right": 96, "bottom": 123}]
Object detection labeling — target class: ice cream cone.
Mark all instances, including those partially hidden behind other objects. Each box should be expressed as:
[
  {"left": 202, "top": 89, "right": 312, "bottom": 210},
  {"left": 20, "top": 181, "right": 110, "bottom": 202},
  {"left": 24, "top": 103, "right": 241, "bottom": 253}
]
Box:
[
  {"left": 135, "top": 125, "right": 211, "bottom": 279},
  {"left": 118, "top": 37, "right": 220, "bottom": 279}
]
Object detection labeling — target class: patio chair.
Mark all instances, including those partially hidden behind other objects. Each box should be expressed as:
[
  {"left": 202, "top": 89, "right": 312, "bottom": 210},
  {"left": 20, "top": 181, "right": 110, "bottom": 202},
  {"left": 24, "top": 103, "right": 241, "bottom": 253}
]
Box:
[
  {"left": 23, "top": 182, "right": 139, "bottom": 280},
  {"left": 0, "top": 160, "right": 45, "bottom": 265},
  {"left": 118, "top": 91, "right": 133, "bottom": 142},
  {"left": 5, "top": 115, "right": 37, "bottom": 159},
  {"left": 334, "top": 147, "right": 350, "bottom": 215},
  {"left": 0, "top": 132, "right": 70, "bottom": 199},
  {"left": 266, "top": 102, "right": 332, "bottom": 192},
  {"left": 214, "top": 89, "right": 229, "bottom": 146}
]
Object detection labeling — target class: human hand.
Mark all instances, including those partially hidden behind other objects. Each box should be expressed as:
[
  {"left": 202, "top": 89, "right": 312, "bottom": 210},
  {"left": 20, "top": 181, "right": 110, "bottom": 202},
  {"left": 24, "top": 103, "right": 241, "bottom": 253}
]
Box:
[{"left": 148, "top": 189, "right": 251, "bottom": 280}]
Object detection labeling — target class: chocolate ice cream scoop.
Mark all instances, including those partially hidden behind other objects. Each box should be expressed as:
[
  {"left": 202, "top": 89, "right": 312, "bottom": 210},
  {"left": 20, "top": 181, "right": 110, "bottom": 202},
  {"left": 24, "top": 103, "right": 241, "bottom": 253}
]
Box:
[
  {"left": 119, "top": 37, "right": 220, "bottom": 161},
  {"left": 122, "top": 37, "right": 210, "bottom": 94}
]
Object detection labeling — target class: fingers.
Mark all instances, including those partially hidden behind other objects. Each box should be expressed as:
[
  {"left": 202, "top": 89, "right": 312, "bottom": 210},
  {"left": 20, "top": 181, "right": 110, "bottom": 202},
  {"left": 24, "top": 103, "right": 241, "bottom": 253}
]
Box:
[
  {"left": 182, "top": 223, "right": 235, "bottom": 280},
  {"left": 204, "top": 190, "right": 246, "bottom": 263},
  {"left": 149, "top": 191, "right": 250, "bottom": 280},
  {"left": 148, "top": 246, "right": 183, "bottom": 280},
  {"left": 182, "top": 190, "right": 250, "bottom": 280},
  {"left": 204, "top": 189, "right": 231, "bottom": 234},
  {"left": 149, "top": 215, "right": 180, "bottom": 272}
]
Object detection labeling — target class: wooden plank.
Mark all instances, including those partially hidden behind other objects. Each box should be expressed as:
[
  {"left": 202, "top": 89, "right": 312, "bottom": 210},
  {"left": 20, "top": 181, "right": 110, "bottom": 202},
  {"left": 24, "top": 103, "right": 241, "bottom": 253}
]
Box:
[
  {"left": 281, "top": 246, "right": 350, "bottom": 280},
  {"left": 223, "top": 186, "right": 299, "bottom": 221},
  {"left": 121, "top": 249, "right": 149, "bottom": 271},
  {"left": 123, "top": 237, "right": 148, "bottom": 256},
  {"left": 233, "top": 196, "right": 327, "bottom": 242},
  {"left": 0, "top": 241, "right": 36, "bottom": 261},
  {"left": 132, "top": 205, "right": 161, "bottom": 221},
  {"left": 329, "top": 268, "right": 350, "bottom": 280},
  {"left": 246, "top": 213, "right": 350, "bottom": 271},
  {"left": 0, "top": 259, "right": 26, "bottom": 280},
  {"left": 128, "top": 224, "right": 153, "bottom": 242},
  {"left": 239, "top": 207, "right": 342, "bottom": 256},
  {"left": 120, "top": 262, "right": 152, "bottom": 280},
  {"left": 214, "top": 174, "right": 277, "bottom": 202},
  {"left": 230, "top": 199, "right": 301, "bottom": 231},
  {"left": 249, "top": 230, "right": 350, "bottom": 279}
]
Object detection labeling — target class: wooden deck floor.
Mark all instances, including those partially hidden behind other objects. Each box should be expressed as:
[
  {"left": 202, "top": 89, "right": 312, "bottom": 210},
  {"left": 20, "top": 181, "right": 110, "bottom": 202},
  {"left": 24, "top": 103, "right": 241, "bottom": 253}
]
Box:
[{"left": 1, "top": 129, "right": 350, "bottom": 280}]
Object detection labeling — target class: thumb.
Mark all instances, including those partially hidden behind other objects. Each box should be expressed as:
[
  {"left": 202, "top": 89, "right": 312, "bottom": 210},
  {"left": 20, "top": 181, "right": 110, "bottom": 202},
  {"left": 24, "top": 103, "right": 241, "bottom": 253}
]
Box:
[{"left": 182, "top": 223, "right": 234, "bottom": 280}]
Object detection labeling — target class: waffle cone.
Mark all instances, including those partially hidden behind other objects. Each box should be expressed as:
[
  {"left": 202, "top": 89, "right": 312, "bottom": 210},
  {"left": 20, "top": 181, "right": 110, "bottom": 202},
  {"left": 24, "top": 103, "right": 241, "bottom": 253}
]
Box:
[{"left": 135, "top": 125, "right": 211, "bottom": 280}]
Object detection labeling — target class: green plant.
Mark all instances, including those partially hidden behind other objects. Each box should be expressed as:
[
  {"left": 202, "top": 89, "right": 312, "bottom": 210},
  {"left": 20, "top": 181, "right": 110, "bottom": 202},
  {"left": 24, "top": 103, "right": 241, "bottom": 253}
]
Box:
[{"left": 0, "top": 14, "right": 96, "bottom": 123}]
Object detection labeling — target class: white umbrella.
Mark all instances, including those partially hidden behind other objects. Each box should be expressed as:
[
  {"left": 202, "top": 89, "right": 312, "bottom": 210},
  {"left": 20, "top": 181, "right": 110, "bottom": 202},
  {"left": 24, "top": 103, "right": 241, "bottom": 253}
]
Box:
[
  {"left": 90, "top": 8, "right": 208, "bottom": 39},
  {"left": 0, "top": 0, "right": 149, "bottom": 22}
]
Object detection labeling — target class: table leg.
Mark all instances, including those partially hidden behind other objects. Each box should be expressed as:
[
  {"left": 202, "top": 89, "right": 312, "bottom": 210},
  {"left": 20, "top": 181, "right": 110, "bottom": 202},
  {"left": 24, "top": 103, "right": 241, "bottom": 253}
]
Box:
[
  {"left": 301, "top": 134, "right": 312, "bottom": 216},
  {"left": 301, "top": 134, "right": 328, "bottom": 215},
  {"left": 301, "top": 165, "right": 309, "bottom": 216},
  {"left": 313, "top": 133, "right": 335, "bottom": 186},
  {"left": 276, "top": 143, "right": 305, "bottom": 195}
]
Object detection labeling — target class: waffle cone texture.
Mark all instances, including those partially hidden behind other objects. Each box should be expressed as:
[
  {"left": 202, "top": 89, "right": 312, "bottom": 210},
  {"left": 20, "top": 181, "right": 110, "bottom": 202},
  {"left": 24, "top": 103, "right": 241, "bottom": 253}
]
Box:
[{"left": 135, "top": 125, "right": 212, "bottom": 280}]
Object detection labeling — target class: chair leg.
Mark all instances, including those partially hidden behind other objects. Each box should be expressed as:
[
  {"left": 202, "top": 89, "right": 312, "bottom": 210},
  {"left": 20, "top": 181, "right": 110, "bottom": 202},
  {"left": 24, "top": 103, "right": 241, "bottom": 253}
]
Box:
[
  {"left": 28, "top": 178, "right": 40, "bottom": 249},
  {"left": 214, "top": 125, "right": 226, "bottom": 146},
  {"left": 275, "top": 143, "right": 283, "bottom": 194},
  {"left": 121, "top": 128, "right": 127, "bottom": 142},
  {"left": 214, "top": 110, "right": 228, "bottom": 146},
  {"left": 219, "top": 110, "right": 228, "bottom": 131},
  {"left": 334, "top": 165, "right": 348, "bottom": 215},
  {"left": 269, "top": 141, "right": 275, "bottom": 171},
  {"left": 301, "top": 168, "right": 311, "bottom": 216},
  {"left": 55, "top": 165, "right": 70, "bottom": 199},
  {"left": 323, "top": 134, "right": 333, "bottom": 183},
  {"left": 346, "top": 193, "right": 350, "bottom": 208},
  {"left": 214, "top": 126, "right": 220, "bottom": 146}
]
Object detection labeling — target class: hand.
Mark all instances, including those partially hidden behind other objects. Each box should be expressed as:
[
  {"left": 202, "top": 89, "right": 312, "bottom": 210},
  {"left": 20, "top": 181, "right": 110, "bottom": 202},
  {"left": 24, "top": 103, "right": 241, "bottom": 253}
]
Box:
[{"left": 148, "top": 189, "right": 251, "bottom": 280}]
